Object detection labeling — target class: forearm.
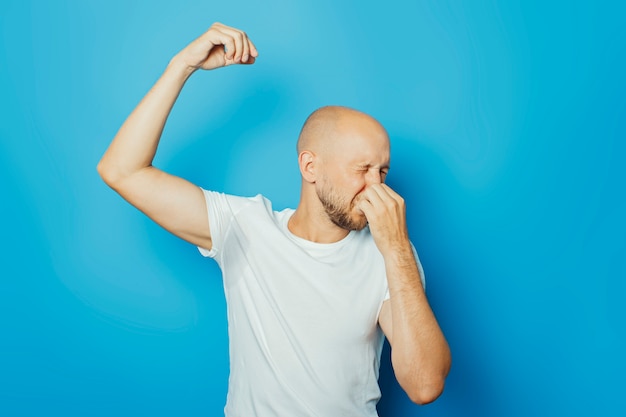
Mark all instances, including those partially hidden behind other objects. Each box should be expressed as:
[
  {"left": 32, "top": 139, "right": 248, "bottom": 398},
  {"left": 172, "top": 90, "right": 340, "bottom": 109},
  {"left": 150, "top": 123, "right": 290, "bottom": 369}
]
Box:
[
  {"left": 385, "top": 244, "right": 451, "bottom": 403},
  {"left": 97, "top": 57, "right": 193, "bottom": 185}
]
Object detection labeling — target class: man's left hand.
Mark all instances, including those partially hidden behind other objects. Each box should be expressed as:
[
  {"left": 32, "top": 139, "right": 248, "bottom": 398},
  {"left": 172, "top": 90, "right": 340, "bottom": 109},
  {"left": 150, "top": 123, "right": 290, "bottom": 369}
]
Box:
[{"left": 356, "top": 184, "right": 411, "bottom": 257}]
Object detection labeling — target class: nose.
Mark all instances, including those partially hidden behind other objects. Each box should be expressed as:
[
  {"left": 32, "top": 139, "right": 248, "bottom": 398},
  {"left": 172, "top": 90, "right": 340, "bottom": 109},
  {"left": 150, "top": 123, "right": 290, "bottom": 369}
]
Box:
[{"left": 365, "top": 168, "right": 383, "bottom": 185}]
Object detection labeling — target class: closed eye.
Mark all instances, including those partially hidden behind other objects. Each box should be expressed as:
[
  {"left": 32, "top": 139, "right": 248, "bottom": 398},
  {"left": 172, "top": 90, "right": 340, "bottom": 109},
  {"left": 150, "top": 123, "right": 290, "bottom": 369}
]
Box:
[{"left": 354, "top": 164, "right": 389, "bottom": 180}]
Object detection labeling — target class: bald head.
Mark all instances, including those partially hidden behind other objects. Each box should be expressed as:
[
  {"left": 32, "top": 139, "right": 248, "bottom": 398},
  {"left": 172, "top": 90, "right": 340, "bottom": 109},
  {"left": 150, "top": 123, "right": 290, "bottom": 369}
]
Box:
[{"left": 296, "top": 106, "right": 388, "bottom": 157}]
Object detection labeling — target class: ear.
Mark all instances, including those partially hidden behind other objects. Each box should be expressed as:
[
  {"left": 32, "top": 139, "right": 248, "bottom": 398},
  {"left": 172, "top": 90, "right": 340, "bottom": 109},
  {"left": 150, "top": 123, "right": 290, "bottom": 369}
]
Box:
[{"left": 298, "top": 150, "right": 317, "bottom": 183}]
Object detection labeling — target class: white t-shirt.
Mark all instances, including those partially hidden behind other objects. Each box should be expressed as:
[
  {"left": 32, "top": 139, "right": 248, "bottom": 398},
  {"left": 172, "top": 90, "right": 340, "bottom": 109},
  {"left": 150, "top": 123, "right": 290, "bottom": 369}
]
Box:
[{"left": 198, "top": 190, "right": 424, "bottom": 417}]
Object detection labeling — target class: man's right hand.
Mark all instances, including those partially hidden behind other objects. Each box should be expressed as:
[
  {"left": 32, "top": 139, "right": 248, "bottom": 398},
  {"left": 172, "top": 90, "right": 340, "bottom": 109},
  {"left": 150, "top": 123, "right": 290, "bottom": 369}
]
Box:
[{"left": 174, "top": 22, "right": 258, "bottom": 73}]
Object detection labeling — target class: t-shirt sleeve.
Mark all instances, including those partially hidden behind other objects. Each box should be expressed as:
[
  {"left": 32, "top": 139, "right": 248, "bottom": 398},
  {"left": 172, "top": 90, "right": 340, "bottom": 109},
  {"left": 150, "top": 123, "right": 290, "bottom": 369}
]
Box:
[
  {"left": 414, "top": 243, "right": 426, "bottom": 290},
  {"left": 383, "top": 242, "right": 426, "bottom": 301},
  {"left": 197, "top": 189, "right": 252, "bottom": 259}
]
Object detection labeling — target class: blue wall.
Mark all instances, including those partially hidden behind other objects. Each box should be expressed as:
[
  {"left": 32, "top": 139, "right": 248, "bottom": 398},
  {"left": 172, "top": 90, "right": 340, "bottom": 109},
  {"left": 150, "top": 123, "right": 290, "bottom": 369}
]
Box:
[{"left": 1, "top": 1, "right": 624, "bottom": 416}]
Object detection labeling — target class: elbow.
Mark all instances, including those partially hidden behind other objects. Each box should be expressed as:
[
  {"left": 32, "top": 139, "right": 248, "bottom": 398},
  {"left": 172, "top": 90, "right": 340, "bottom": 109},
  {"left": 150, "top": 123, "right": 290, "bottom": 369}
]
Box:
[
  {"left": 97, "top": 159, "right": 122, "bottom": 189},
  {"left": 395, "top": 344, "right": 452, "bottom": 405},
  {"left": 96, "top": 160, "right": 107, "bottom": 181},
  {"left": 394, "top": 356, "right": 450, "bottom": 405},
  {"left": 97, "top": 160, "right": 113, "bottom": 186},
  {"left": 405, "top": 378, "right": 446, "bottom": 405}
]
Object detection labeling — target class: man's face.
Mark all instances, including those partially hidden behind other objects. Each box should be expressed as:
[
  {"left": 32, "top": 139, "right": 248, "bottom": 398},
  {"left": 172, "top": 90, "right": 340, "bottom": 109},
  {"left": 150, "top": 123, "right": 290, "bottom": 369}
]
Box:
[{"left": 315, "top": 120, "right": 390, "bottom": 231}]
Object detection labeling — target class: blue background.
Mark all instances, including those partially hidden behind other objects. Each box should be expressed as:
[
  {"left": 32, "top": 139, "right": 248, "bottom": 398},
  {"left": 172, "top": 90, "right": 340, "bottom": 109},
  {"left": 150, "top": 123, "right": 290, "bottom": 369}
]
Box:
[{"left": 1, "top": 0, "right": 625, "bottom": 416}]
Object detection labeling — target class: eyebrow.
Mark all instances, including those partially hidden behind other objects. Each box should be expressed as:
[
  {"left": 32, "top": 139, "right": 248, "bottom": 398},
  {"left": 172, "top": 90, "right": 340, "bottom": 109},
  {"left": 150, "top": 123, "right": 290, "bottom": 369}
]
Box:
[{"left": 357, "top": 163, "right": 390, "bottom": 170}]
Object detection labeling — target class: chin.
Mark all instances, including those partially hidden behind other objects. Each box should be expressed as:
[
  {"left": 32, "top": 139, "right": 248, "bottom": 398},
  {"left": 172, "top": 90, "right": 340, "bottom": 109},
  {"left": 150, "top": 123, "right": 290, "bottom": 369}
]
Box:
[
  {"left": 329, "top": 212, "right": 368, "bottom": 231},
  {"left": 349, "top": 214, "right": 368, "bottom": 231}
]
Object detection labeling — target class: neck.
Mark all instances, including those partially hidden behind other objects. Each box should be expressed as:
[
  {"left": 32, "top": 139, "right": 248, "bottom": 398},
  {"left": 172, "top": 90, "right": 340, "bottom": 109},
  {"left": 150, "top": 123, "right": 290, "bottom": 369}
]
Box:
[{"left": 288, "top": 203, "right": 350, "bottom": 244}]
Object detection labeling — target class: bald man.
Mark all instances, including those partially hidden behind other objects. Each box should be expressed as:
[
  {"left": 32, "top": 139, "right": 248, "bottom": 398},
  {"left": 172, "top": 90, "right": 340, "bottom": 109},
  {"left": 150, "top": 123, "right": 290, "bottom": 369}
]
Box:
[{"left": 98, "top": 23, "right": 450, "bottom": 416}]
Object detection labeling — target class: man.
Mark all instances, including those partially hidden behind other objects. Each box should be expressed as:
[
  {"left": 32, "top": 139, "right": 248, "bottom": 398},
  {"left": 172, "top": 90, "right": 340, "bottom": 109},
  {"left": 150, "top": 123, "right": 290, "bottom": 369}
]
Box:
[{"left": 98, "top": 22, "right": 451, "bottom": 416}]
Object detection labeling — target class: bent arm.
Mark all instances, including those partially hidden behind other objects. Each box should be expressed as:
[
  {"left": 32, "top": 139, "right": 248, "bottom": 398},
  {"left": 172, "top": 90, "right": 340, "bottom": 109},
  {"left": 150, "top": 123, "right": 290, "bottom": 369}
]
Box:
[
  {"left": 357, "top": 183, "right": 451, "bottom": 404},
  {"left": 97, "top": 23, "right": 257, "bottom": 250},
  {"left": 97, "top": 58, "right": 212, "bottom": 248}
]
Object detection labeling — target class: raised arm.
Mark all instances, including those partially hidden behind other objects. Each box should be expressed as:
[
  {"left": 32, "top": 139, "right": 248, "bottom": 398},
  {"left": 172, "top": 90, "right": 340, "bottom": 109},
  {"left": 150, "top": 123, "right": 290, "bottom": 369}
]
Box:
[
  {"left": 358, "top": 183, "right": 451, "bottom": 405},
  {"left": 97, "top": 23, "right": 258, "bottom": 250}
]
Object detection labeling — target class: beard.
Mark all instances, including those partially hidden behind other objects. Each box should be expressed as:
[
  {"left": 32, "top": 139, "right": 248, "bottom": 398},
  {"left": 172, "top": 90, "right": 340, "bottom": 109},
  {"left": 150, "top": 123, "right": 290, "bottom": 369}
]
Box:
[{"left": 317, "top": 183, "right": 368, "bottom": 231}]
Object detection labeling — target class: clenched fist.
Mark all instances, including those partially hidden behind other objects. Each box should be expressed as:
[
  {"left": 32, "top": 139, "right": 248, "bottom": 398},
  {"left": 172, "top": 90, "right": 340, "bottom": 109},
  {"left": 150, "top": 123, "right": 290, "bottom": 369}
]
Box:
[{"left": 174, "top": 22, "right": 258, "bottom": 73}]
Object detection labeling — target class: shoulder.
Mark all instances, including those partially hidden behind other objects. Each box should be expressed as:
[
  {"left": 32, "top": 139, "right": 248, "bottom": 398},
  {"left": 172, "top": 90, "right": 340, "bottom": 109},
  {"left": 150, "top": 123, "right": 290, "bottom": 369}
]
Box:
[
  {"left": 201, "top": 189, "right": 273, "bottom": 214},
  {"left": 201, "top": 189, "right": 295, "bottom": 228}
]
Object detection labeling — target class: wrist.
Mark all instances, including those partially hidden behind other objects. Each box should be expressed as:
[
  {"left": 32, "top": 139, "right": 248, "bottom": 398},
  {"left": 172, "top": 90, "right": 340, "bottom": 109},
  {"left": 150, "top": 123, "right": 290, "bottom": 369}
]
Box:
[
  {"left": 380, "top": 239, "right": 414, "bottom": 264},
  {"left": 167, "top": 54, "right": 197, "bottom": 82}
]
